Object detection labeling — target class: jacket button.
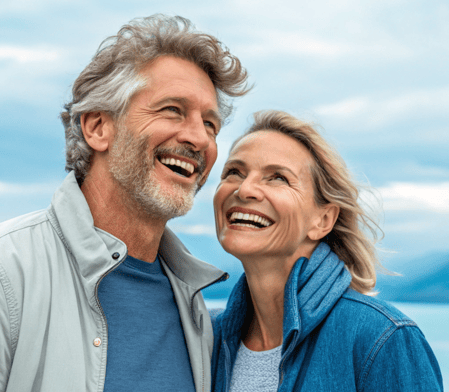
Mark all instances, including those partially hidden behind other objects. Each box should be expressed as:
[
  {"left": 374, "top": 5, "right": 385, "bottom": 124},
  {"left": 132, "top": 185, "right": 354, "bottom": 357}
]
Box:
[
  {"left": 112, "top": 252, "right": 120, "bottom": 260},
  {"left": 93, "top": 337, "right": 102, "bottom": 347}
]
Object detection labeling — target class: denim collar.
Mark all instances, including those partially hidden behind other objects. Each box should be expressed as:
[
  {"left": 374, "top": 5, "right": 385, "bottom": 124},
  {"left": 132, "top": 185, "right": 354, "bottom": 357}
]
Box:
[{"left": 220, "top": 243, "right": 352, "bottom": 348}]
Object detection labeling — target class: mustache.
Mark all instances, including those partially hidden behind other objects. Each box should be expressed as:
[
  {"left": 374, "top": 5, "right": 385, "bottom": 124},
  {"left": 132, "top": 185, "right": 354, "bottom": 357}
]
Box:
[{"left": 154, "top": 145, "right": 206, "bottom": 176}]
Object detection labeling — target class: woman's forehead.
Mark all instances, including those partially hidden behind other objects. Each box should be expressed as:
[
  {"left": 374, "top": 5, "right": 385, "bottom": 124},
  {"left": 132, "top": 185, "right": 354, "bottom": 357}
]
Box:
[
  {"left": 227, "top": 130, "right": 315, "bottom": 177},
  {"left": 229, "top": 130, "right": 311, "bottom": 161}
]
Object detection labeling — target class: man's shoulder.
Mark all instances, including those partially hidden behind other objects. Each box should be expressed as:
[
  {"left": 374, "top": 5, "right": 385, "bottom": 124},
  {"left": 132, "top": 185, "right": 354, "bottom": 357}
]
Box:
[{"left": 0, "top": 208, "right": 51, "bottom": 240}]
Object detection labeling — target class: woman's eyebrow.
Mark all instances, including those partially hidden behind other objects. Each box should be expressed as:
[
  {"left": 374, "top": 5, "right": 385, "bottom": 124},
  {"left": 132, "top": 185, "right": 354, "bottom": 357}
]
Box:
[
  {"left": 224, "top": 159, "right": 246, "bottom": 167},
  {"left": 263, "top": 164, "right": 297, "bottom": 177},
  {"left": 224, "top": 160, "right": 297, "bottom": 176}
]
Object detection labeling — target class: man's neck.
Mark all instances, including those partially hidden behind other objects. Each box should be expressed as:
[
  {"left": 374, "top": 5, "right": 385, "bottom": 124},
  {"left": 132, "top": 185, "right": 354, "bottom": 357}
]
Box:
[{"left": 81, "top": 171, "right": 167, "bottom": 263}]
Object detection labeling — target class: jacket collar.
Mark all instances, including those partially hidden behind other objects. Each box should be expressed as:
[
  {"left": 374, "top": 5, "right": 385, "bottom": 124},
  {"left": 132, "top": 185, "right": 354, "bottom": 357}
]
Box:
[
  {"left": 220, "top": 243, "right": 352, "bottom": 347},
  {"left": 159, "top": 227, "right": 228, "bottom": 292},
  {"left": 47, "top": 171, "right": 227, "bottom": 294},
  {"left": 282, "top": 242, "right": 352, "bottom": 347}
]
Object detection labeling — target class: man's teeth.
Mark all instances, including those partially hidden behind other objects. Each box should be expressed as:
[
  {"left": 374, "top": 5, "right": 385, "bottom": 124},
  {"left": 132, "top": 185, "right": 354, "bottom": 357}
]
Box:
[
  {"left": 229, "top": 212, "right": 271, "bottom": 227},
  {"left": 160, "top": 157, "right": 195, "bottom": 175}
]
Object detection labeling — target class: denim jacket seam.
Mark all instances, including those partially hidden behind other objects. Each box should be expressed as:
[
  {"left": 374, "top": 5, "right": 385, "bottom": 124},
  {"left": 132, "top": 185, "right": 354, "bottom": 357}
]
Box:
[
  {"left": 341, "top": 293, "right": 414, "bottom": 326},
  {"left": 358, "top": 324, "right": 415, "bottom": 391}
]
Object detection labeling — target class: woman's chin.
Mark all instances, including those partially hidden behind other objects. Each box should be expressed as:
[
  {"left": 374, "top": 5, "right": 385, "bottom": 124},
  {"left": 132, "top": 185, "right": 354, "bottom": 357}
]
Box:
[{"left": 219, "top": 235, "right": 265, "bottom": 260}]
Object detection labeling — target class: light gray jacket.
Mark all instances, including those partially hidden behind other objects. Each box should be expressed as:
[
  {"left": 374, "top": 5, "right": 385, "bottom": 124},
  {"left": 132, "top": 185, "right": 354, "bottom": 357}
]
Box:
[{"left": 0, "top": 172, "right": 227, "bottom": 392}]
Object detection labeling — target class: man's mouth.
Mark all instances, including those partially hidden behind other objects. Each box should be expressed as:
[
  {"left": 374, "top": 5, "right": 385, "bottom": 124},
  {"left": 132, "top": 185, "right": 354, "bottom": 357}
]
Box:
[
  {"left": 227, "top": 209, "right": 274, "bottom": 229},
  {"left": 159, "top": 156, "right": 196, "bottom": 178}
]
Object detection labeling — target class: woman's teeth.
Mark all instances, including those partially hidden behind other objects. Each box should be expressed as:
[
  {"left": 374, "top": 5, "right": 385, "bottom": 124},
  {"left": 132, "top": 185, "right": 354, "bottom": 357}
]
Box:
[{"left": 229, "top": 212, "right": 272, "bottom": 228}]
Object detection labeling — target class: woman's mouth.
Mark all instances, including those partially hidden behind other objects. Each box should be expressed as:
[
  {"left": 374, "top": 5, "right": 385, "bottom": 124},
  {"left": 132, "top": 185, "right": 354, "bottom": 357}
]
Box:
[{"left": 227, "top": 209, "right": 274, "bottom": 229}]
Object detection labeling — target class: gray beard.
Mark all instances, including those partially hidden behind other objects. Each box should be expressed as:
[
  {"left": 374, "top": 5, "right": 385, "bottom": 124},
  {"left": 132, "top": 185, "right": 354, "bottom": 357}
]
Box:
[{"left": 108, "top": 127, "right": 202, "bottom": 220}]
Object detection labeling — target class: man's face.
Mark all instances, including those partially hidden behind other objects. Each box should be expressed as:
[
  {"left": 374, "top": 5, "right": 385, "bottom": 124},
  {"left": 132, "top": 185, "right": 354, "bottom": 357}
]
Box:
[{"left": 108, "top": 56, "right": 220, "bottom": 220}]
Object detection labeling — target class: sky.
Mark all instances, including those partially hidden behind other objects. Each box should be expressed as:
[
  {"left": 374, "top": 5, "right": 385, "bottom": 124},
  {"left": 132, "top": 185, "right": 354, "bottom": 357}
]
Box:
[{"left": 1, "top": 0, "right": 449, "bottom": 289}]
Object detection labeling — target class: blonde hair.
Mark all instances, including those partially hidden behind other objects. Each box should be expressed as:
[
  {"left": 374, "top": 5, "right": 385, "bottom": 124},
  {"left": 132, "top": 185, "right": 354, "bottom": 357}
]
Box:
[
  {"left": 61, "top": 14, "right": 250, "bottom": 183},
  {"left": 233, "top": 110, "right": 383, "bottom": 294}
]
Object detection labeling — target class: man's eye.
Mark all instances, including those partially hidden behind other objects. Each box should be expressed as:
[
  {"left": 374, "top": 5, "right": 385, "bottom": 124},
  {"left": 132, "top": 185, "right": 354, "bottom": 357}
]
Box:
[
  {"left": 163, "top": 106, "right": 181, "bottom": 114},
  {"left": 204, "top": 121, "right": 218, "bottom": 134}
]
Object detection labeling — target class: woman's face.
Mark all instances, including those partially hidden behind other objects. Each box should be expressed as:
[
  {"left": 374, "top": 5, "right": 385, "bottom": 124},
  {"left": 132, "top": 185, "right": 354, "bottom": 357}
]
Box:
[{"left": 214, "top": 130, "right": 325, "bottom": 261}]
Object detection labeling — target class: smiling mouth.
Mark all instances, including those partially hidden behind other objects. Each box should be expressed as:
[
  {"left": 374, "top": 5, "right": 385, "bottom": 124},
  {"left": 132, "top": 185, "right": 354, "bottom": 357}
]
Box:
[
  {"left": 227, "top": 211, "right": 273, "bottom": 229},
  {"left": 158, "top": 156, "right": 196, "bottom": 178}
]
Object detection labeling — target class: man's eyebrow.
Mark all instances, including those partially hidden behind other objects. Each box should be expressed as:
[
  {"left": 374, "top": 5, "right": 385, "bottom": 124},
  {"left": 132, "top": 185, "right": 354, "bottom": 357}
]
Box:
[
  {"left": 153, "top": 96, "right": 222, "bottom": 129},
  {"left": 153, "top": 96, "right": 189, "bottom": 108}
]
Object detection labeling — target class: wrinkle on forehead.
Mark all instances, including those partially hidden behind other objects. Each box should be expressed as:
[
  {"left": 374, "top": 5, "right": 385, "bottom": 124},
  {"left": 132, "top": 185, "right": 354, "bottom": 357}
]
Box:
[{"left": 229, "top": 130, "right": 316, "bottom": 184}]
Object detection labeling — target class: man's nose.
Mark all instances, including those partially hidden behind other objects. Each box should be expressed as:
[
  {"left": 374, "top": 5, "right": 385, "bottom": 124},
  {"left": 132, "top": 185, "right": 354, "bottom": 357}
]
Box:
[{"left": 176, "top": 114, "right": 211, "bottom": 152}]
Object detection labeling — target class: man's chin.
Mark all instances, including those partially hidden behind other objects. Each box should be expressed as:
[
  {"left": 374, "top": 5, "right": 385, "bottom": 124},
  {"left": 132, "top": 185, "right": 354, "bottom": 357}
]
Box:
[{"left": 135, "top": 183, "right": 196, "bottom": 221}]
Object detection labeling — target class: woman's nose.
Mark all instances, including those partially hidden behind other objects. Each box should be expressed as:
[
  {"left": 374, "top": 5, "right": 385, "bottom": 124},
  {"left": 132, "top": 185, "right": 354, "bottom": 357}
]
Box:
[{"left": 235, "top": 177, "right": 264, "bottom": 202}]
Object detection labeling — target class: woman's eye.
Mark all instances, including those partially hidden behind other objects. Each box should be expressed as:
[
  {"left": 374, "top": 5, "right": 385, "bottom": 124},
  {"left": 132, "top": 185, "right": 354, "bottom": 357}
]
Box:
[
  {"left": 222, "top": 168, "right": 241, "bottom": 179},
  {"left": 272, "top": 173, "right": 288, "bottom": 183}
]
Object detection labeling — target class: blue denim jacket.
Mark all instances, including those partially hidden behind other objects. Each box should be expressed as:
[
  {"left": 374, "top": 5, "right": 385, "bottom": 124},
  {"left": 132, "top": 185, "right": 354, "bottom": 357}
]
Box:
[{"left": 211, "top": 243, "right": 443, "bottom": 391}]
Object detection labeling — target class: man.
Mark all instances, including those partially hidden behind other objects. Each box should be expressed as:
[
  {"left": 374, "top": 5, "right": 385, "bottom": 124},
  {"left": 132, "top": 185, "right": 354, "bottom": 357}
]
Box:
[{"left": 0, "top": 15, "right": 249, "bottom": 392}]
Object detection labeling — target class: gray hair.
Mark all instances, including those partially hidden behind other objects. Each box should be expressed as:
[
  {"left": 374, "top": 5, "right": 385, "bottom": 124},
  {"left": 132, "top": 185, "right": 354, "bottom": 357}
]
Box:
[{"left": 61, "top": 14, "right": 250, "bottom": 183}]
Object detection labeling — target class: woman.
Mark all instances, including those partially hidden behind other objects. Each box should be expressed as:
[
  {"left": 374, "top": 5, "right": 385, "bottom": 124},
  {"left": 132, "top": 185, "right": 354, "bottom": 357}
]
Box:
[{"left": 211, "top": 110, "right": 443, "bottom": 391}]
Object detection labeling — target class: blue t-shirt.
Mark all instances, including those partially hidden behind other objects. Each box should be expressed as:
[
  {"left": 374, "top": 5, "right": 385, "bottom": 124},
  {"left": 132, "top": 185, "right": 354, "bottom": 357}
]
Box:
[{"left": 97, "top": 255, "right": 196, "bottom": 391}]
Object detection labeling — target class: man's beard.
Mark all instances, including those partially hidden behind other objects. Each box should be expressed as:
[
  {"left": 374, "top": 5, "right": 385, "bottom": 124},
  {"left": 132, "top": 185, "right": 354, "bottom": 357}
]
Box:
[{"left": 108, "top": 126, "right": 205, "bottom": 220}]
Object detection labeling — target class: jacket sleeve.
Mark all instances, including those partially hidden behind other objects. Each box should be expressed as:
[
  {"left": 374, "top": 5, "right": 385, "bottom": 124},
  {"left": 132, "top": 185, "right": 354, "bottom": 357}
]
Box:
[
  {"left": 359, "top": 325, "right": 443, "bottom": 392},
  {"left": 0, "top": 264, "right": 18, "bottom": 392}
]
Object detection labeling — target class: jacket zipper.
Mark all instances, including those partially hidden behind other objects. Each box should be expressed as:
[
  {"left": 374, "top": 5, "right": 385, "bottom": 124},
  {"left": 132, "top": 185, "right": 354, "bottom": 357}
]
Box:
[
  {"left": 191, "top": 272, "right": 229, "bottom": 331},
  {"left": 277, "top": 333, "right": 298, "bottom": 391},
  {"left": 224, "top": 341, "right": 232, "bottom": 392}
]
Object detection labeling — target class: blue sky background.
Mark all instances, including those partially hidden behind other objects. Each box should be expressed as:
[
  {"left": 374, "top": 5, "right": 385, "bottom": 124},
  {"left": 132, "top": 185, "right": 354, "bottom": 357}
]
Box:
[{"left": 1, "top": 0, "right": 449, "bottom": 294}]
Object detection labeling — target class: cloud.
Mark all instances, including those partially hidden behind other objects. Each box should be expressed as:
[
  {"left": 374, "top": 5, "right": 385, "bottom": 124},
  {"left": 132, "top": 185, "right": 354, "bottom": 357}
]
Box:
[
  {"left": 169, "top": 223, "right": 216, "bottom": 236},
  {"left": 0, "top": 45, "right": 59, "bottom": 63},
  {"left": 314, "top": 97, "right": 370, "bottom": 117},
  {"left": 378, "top": 182, "right": 449, "bottom": 213},
  {"left": 0, "top": 181, "right": 58, "bottom": 196},
  {"left": 0, "top": 44, "right": 74, "bottom": 106},
  {"left": 313, "top": 87, "right": 449, "bottom": 130},
  {"left": 235, "top": 32, "right": 352, "bottom": 59}
]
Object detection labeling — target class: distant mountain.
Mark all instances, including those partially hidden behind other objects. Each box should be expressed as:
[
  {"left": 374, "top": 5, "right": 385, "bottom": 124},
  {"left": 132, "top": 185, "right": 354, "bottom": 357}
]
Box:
[
  {"left": 376, "top": 252, "right": 449, "bottom": 303},
  {"left": 176, "top": 231, "right": 449, "bottom": 304}
]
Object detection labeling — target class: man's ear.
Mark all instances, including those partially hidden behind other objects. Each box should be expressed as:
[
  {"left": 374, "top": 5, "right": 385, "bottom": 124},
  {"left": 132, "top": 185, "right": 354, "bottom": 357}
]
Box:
[
  {"left": 80, "top": 112, "right": 115, "bottom": 152},
  {"left": 308, "top": 204, "right": 340, "bottom": 241}
]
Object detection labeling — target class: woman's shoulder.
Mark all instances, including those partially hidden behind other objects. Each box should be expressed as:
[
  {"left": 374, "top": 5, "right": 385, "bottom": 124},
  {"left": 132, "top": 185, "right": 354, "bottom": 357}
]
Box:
[
  {"left": 336, "top": 288, "right": 417, "bottom": 328},
  {"left": 329, "top": 289, "right": 443, "bottom": 390},
  {"left": 325, "top": 288, "right": 424, "bottom": 362}
]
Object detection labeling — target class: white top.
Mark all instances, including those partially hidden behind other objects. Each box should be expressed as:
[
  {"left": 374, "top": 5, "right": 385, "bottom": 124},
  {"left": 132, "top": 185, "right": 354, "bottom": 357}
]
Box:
[{"left": 230, "top": 341, "right": 282, "bottom": 392}]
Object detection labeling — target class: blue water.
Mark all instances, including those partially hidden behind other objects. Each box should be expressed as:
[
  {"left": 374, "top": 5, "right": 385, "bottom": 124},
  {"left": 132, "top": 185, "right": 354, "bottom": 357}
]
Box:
[{"left": 205, "top": 299, "right": 448, "bottom": 390}]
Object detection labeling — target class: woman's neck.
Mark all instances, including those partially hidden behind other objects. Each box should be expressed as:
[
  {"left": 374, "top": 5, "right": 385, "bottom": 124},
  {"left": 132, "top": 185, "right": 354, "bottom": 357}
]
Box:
[
  {"left": 241, "top": 256, "right": 293, "bottom": 351},
  {"left": 240, "top": 245, "right": 317, "bottom": 352}
]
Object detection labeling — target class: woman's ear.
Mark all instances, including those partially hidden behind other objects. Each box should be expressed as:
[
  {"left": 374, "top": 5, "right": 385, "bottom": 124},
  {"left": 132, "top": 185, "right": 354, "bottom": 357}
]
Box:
[
  {"left": 80, "top": 112, "right": 115, "bottom": 152},
  {"left": 308, "top": 204, "right": 340, "bottom": 241}
]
